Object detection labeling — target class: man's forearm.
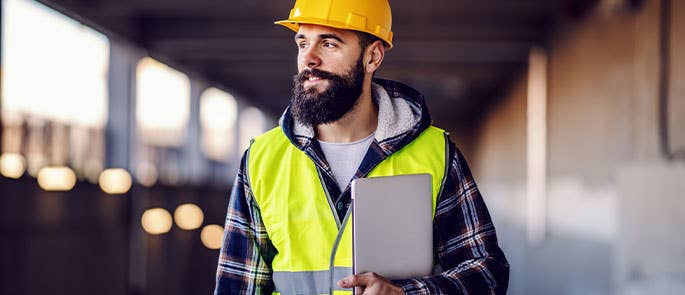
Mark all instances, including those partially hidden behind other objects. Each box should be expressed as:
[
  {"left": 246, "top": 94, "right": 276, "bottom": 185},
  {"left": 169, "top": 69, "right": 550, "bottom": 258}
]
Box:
[{"left": 392, "top": 254, "right": 509, "bottom": 295}]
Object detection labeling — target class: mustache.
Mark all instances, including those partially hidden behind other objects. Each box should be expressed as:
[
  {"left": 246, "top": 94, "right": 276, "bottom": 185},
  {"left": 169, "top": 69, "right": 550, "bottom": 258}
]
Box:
[{"left": 293, "top": 68, "right": 340, "bottom": 83}]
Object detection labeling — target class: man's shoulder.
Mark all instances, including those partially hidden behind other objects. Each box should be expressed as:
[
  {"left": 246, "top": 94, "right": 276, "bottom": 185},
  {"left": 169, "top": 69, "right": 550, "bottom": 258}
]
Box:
[
  {"left": 251, "top": 126, "right": 286, "bottom": 145},
  {"left": 248, "top": 126, "right": 300, "bottom": 163}
]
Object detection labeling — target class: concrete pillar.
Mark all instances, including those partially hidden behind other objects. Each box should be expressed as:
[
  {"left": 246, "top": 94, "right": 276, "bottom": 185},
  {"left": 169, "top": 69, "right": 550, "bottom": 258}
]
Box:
[
  {"left": 107, "top": 39, "right": 148, "bottom": 295},
  {"left": 181, "top": 79, "right": 208, "bottom": 184},
  {"left": 106, "top": 40, "right": 141, "bottom": 170}
]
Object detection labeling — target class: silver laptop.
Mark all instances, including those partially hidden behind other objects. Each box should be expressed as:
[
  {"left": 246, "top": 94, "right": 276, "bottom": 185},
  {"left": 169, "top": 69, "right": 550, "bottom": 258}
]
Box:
[{"left": 351, "top": 174, "right": 433, "bottom": 280}]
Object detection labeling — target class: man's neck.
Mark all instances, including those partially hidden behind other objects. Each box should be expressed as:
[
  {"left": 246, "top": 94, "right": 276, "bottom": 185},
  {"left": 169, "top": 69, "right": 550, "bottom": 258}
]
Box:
[{"left": 316, "top": 85, "right": 378, "bottom": 143}]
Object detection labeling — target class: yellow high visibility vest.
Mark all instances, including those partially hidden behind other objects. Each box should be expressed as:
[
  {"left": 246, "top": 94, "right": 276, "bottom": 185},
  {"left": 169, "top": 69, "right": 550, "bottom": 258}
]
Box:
[{"left": 248, "top": 126, "right": 448, "bottom": 295}]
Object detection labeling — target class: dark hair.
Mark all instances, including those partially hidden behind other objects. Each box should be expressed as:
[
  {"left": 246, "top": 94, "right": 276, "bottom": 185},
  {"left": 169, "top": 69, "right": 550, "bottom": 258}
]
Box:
[{"left": 356, "top": 31, "right": 382, "bottom": 50}]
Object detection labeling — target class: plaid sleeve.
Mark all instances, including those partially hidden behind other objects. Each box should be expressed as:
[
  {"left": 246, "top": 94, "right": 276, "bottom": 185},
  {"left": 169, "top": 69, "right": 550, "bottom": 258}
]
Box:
[
  {"left": 215, "top": 150, "right": 276, "bottom": 295},
  {"left": 393, "top": 141, "right": 510, "bottom": 294}
]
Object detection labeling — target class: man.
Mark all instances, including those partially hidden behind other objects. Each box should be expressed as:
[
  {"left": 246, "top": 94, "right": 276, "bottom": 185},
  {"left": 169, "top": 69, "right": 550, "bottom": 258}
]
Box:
[{"left": 215, "top": 0, "right": 509, "bottom": 294}]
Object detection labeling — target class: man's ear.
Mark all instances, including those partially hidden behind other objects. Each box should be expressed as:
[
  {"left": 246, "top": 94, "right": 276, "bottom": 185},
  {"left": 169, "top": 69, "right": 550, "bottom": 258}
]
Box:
[{"left": 364, "top": 40, "right": 385, "bottom": 73}]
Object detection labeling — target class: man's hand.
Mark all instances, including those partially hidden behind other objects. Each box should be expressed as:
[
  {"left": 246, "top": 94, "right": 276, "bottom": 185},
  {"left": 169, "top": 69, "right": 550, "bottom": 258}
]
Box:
[{"left": 338, "top": 272, "right": 405, "bottom": 295}]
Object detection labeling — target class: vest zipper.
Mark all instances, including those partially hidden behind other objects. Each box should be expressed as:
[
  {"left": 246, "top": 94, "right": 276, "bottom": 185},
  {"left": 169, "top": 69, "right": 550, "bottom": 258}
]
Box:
[
  {"left": 329, "top": 205, "right": 352, "bottom": 295},
  {"left": 316, "top": 168, "right": 342, "bottom": 229}
]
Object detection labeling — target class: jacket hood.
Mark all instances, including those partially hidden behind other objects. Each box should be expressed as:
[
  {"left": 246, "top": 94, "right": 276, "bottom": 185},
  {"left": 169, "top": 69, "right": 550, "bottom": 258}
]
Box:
[{"left": 279, "top": 78, "right": 433, "bottom": 156}]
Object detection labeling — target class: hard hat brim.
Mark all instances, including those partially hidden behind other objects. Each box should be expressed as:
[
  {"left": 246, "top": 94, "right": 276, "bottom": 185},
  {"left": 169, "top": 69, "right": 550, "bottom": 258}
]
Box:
[{"left": 274, "top": 19, "right": 393, "bottom": 49}]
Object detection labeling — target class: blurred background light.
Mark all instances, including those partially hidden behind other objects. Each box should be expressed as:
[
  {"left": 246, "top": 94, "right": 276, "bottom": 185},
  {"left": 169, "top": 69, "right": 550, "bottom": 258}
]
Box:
[
  {"left": 135, "top": 161, "right": 158, "bottom": 187},
  {"left": 37, "top": 166, "right": 77, "bottom": 191},
  {"left": 0, "top": 153, "right": 26, "bottom": 179},
  {"left": 98, "top": 168, "right": 132, "bottom": 194},
  {"left": 25, "top": 118, "right": 47, "bottom": 177},
  {"left": 83, "top": 160, "right": 104, "bottom": 184},
  {"left": 173, "top": 203, "right": 204, "bottom": 230},
  {"left": 1, "top": 0, "right": 109, "bottom": 128},
  {"left": 141, "top": 208, "right": 173, "bottom": 235},
  {"left": 238, "top": 107, "right": 266, "bottom": 153},
  {"left": 200, "top": 224, "right": 224, "bottom": 250},
  {"left": 1, "top": 112, "right": 24, "bottom": 154},
  {"left": 200, "top": 87, "right": 237, "bottom": 162},
  {"left": 136, "top": 57, "right": 190, "bottom": 147},
  {"left": 526, "top": 47, "right": 548, "bottom": 245}
]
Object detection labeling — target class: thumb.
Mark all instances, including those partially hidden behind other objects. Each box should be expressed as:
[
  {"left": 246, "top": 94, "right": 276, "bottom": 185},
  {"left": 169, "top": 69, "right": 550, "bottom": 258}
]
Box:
[{"left": 338, "top": 273, "right": 371, "bottom": 288}]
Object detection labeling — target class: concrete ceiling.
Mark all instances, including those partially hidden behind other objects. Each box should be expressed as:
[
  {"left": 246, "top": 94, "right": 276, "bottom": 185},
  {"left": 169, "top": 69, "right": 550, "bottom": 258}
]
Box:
[{"left": 36, "top": 0, "right": 593, "bottom": 131}]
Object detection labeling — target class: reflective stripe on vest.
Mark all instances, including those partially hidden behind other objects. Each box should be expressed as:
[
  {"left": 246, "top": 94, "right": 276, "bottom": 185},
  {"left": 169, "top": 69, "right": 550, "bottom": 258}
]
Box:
[
  {"left": 248, "top": 126, "right": 448, "bottom": 295},
  {"left": 272, "top": 267, "right": 351, "bottom": 294}
]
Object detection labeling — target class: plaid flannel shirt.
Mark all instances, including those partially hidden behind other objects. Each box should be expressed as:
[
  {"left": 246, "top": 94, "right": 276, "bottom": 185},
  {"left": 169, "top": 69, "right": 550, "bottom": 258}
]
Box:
[{"left": 215, "top": 79, "right": 509, "bottom": 294}]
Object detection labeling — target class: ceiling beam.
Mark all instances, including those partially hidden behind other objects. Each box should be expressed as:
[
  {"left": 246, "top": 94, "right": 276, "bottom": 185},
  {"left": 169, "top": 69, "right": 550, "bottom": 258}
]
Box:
[{"left": 150, "top": 37, "right": 531, "bottom": 64}]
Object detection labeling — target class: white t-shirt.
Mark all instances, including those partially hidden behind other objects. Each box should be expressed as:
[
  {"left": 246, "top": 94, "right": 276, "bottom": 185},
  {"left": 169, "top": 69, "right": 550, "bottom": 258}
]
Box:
[{"left": 318, "top": 133, "right": 375, "bottom": 190}]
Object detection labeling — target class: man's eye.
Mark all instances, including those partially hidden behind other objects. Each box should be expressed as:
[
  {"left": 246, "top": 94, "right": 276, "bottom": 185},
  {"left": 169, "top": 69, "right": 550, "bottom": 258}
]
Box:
[
  {"left": 298, "top": 42, "right": 308, "bottom": 49},
  {"left": 323, "top": 42, "right": 337, "bottom": 48}
]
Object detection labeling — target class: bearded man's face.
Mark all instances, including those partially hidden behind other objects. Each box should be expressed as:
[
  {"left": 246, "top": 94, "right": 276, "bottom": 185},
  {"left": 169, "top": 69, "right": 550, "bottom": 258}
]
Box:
[
  {"left": 290, "top": 55, "right": 365, "bottom": 127},
  {"left": 290, "top": 24, "right": 369, "bottom": 127}
]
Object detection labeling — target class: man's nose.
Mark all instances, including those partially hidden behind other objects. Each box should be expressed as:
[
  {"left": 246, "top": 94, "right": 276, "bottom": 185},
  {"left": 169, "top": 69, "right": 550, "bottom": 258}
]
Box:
[{"left": 300, "top": 47, "right": 321, "bottom": 69}]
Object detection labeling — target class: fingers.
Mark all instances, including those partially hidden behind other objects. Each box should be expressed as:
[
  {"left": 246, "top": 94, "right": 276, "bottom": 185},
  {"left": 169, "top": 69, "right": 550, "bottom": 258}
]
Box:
[
  {"left": 338, "top": 273, "right": 404, "bottom": 295},
  {"left": 337, "top": 273, "right": 373, "bottom": 288}
]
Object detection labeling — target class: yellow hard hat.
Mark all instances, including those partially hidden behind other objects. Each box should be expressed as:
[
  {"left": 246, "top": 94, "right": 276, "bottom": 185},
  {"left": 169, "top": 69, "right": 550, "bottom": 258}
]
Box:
[{"left": 275, "top": 0, "right": 394, "bottom": 49}]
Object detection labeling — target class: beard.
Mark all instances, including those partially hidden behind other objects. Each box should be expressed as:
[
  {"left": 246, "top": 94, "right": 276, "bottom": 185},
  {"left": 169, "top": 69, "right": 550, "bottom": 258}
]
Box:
[{"left": 290, "top": 56, "right": 365, "bottom": 127}]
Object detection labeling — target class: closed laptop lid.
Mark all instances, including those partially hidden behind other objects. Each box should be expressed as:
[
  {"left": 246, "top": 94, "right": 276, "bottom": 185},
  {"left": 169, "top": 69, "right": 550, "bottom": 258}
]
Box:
[{"left": 351, "top": 174, "right": 433, "bottom": 280}]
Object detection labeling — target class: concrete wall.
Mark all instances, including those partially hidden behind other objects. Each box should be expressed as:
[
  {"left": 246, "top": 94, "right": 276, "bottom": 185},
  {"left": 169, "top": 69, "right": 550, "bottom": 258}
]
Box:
[{"left": 470, "top": 0, "right": 685, "bottom": 294}]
